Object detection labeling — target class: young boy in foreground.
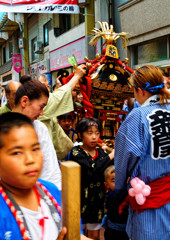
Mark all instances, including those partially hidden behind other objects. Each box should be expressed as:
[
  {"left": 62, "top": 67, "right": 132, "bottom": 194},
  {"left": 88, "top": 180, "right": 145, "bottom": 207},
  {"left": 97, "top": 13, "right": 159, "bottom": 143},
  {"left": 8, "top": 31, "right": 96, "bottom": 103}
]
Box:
[{"left": 0, "top": 112, "right": 90, "bottom": 240}]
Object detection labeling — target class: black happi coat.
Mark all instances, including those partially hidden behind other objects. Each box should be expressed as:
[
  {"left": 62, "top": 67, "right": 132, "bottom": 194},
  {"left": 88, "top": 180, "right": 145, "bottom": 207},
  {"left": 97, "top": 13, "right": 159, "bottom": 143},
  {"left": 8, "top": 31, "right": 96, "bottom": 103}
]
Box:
[{"left": 69, "top": 146, "right": 114, "bottom": 224}]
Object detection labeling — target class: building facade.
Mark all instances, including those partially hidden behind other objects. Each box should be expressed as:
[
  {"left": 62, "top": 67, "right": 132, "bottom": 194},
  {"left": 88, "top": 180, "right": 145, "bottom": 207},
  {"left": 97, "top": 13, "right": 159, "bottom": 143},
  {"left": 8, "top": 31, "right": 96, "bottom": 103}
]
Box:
[{"left": 117, "top": 0, "right": 170, "bottom": 74}]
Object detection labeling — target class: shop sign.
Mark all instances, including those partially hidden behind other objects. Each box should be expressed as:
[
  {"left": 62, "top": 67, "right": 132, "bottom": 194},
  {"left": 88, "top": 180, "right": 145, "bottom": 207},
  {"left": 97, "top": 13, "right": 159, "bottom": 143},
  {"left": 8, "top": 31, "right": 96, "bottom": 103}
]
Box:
[
  {"left": 38, "top": 60, "right": 47, "bottom": 74},
  {"left": 50, "top": 37, "right": 85, "bottom": 71},
  {"left": 0, "top": 0, "right": 79, "bottom": 13},
  {"left": 29, "top": 60, "right": 48, "bottom": 76},
  {"left": 18, "top": 38, "right": 25, "bottom": 49},
  {"left": 29, "top": 63, "right": 38, "bottom": 75},
  {"left": 12, "top": 55, "right": 22, "bottom": 73}
]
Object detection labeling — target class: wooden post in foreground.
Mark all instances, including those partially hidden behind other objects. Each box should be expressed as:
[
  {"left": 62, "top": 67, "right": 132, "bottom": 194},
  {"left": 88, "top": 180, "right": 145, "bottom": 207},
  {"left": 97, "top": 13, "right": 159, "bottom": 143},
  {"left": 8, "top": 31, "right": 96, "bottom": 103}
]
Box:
[{"left": 60, "top": 161, "right": 81, "bottom": 240}]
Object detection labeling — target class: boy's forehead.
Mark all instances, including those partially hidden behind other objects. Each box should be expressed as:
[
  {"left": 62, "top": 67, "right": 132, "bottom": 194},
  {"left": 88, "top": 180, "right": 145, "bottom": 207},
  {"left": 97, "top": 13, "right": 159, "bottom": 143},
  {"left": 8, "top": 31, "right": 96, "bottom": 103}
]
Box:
[
  {"left": 1, "top": 125, "right": 36, "bottom": 141},
  {"left": 87, "top": 125, "right": 98, "bottom": 130},
  {"left": 1, "top": 127, "right": 38, "bottom": 151},
  {"left": 108, "top": 171, "right": 115, "bottom": 178},
  {"left": 61, "top": 117, "right": 72, "bottom": 121}
]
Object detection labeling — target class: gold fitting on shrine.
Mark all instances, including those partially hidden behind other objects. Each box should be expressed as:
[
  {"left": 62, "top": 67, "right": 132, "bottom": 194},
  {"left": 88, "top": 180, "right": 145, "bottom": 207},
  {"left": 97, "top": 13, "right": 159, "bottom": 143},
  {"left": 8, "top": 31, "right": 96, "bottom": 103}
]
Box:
[
  {"left": 124, "top": 58, "right": 129, "bottom": 64},
  {"left": 84, "top": 56, "right": 89, "bottom": 62},
  {"left": 95, "top": 54, "right": 101, "bottom": 59},
  {"left": 86, "top": 62, "right": 92, "bottom": 68}
]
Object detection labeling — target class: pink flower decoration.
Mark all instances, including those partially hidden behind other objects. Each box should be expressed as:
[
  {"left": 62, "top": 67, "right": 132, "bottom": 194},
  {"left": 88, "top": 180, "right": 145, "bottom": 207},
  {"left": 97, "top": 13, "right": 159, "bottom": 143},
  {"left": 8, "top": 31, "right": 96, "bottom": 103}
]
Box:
[{"left": 128, "top": 177, "right": 151, "bottom": 205}]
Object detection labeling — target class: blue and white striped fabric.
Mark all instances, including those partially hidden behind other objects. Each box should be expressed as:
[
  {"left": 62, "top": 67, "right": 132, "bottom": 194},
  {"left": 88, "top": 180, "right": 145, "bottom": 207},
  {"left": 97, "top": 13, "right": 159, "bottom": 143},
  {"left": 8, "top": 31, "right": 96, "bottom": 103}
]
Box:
[{"left": 114, "top": 95, "right": 170, "bottom": 240}]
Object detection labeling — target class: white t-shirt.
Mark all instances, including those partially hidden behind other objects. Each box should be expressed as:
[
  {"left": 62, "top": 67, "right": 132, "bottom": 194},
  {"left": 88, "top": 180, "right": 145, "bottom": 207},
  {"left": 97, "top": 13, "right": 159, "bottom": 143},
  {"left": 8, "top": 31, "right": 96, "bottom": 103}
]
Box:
[
  {"left": 33, "top": 120, "right": 61, "bottom": 190},
  {"left": 20, "top": 199, "right": 59, "bottom": 240}
]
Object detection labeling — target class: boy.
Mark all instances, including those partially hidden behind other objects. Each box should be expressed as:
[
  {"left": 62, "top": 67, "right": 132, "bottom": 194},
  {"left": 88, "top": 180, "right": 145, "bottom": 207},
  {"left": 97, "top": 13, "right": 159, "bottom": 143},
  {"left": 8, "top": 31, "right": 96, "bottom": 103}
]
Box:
[
  {"left": 69, "top": 117, "right": 114, "bottom": 240},
  {"left": 58, "top": 113, "right": 77, "bottom": 143},
  {"left": 0, "top": 112, "right": 90, "bottom": 240},
  {"left": 102, "top": 166, "right": 129, "bottom": 240}
]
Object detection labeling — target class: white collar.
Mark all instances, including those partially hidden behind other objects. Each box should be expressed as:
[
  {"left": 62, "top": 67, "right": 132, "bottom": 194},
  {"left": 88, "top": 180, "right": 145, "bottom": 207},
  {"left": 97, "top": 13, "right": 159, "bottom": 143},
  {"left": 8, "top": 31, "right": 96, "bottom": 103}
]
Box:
[{"left": 141, "top": 95, "right": 160, "bottom": 107}]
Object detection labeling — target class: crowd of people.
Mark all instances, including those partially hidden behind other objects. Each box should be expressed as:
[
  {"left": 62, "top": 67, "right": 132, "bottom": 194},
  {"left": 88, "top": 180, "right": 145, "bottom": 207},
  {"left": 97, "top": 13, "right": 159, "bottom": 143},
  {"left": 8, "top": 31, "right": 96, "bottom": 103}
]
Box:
[{"left": 0, "top": 64, "right": 169, "bottom": 240}]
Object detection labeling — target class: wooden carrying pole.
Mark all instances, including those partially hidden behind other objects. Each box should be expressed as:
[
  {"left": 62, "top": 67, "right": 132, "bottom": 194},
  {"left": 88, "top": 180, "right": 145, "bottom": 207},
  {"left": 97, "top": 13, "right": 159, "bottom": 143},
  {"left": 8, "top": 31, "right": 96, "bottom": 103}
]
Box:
[{"left": 60, "top": 161, "right": 81, "bottom": 240}]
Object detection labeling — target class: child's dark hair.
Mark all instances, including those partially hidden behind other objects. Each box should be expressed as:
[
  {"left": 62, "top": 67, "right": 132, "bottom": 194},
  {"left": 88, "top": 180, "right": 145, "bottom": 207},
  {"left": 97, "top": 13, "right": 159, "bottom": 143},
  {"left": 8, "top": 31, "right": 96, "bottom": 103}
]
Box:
[
  {"left": 58, "top": 113, "right": 73, "bottom": 122},
  {"left": 0, "top": 112, "right": 34, "bottom": 148},
  {"left": 76, "top": 91, "right": 82, "bottom": 97},
  {"left": 76, "top": 117, "right": 102, "bottom": 139},
  {"left": 15, "top": 80, "right": 49, "bottom": 105}
]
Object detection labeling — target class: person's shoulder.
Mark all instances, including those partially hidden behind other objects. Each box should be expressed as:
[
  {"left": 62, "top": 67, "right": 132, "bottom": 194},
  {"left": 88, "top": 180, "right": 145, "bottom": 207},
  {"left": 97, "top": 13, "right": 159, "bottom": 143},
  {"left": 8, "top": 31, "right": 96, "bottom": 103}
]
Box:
[
  {"left": 69, "top": 145, "right": 83, "bottom": 159},
  {"left": 106, "top": 189, "right": 127, "bottom": 201},
  {"left": 70, "top": 127, "right": 77, "bottom": 133},
  {"left": 0, "top": 104, "right": 10, "bottom": 114},
  {"left": 117, "top": 108, "right": 144, "bottom": 135},
  {"left": 125, "top": 106, "right": 143, "bottom": 121},
  {"left": 70, "top": 145, "right": 81, "bottom": 152},
  {"left": 105, "top": 190, "right": 116, "bottom": 199},
  {"left": 38, "top": 179, "right": 60, "bottom": 191},
  {"left": 38, "top": 179, "right": 61, "bottom": 205},
  {"left": 51, "top": 84, "right": 70, "bottom": 95},
  {"left": 131, "top": 103, "right": 168, "bottom": 117},
  {"left": 133, "top": 100, "right": 140, "bottom": 108},
  {"left": 0, "top": 106, "right": 5, "bottom": 113},
  {"left": 33, "top": 120, "right": 50, "bottom": 139},
  {"left": 33, "top": 119, "right": 49, "bottom": 130},
  {"left": 97, "top": 146, "right": 108, "bottom": 155}
]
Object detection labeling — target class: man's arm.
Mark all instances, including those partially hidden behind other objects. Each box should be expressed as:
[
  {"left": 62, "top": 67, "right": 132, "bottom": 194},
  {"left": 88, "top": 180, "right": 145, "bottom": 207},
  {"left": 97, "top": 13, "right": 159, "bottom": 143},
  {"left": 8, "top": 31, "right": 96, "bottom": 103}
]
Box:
[
  {"left": 66, "top": 64, "right": 87, "bottom": 91},
  {"left": 52, "top": 118, "right": 74, "bottom": 160},
  {"left": 39, "top": 65, "right": 87, "bottom": 120}
]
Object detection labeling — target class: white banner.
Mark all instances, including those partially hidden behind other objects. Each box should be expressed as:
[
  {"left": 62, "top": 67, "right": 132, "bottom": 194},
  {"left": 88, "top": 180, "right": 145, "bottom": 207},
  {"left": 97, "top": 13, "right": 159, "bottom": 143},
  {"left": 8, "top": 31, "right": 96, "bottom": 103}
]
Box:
[{"left": 0, "top": 0, "right": 79, "bottom": 13}]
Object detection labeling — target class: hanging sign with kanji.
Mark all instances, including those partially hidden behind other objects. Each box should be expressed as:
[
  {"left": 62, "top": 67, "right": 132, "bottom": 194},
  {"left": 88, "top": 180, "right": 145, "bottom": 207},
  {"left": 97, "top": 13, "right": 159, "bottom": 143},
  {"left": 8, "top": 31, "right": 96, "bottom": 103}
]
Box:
[{"left": 0, "top": 0, "right": 79, "bottom": 13}]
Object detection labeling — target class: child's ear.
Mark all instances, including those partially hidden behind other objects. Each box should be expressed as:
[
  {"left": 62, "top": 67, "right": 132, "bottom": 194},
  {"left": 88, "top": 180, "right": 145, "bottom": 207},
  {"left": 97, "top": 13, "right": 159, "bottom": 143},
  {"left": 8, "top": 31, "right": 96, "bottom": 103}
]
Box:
[{"left": 104, "top": 181, "right": 109, "bottom": 189}]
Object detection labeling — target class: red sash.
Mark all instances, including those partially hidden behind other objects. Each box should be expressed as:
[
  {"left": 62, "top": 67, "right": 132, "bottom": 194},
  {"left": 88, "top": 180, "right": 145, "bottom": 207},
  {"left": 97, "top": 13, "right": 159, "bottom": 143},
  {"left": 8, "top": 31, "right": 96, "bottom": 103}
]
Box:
[{"left": 119, "top": 175, "right": 170, "bottom": 214}]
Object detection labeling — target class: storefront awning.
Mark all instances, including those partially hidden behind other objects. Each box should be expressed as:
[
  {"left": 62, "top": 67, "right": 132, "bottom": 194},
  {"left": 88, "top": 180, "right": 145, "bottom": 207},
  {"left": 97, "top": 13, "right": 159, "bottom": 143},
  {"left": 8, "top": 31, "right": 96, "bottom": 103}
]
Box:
[
  {"left": 0, "top": 12, "right": 19, "bottom": 33},
  {"left": 0, "top": 60, "right": 12, "bottom": 75},
  {"left": 0, "top": 12, "right": 8, "bottom": 28}
]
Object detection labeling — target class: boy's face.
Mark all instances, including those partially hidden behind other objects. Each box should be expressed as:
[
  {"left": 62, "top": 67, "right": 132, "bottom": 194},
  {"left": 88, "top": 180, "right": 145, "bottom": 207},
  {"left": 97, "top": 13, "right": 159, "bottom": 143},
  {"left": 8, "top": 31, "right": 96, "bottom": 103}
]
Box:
[
  {"left": 105, "top": 171, "right": 115, "bottom": 191},
  {"left": 81, "top": 126, "right": 100, "bottom": 149},
  {"left": 59, "top": 118, "right": 72, "bottom": 132},
  {"left": 0, "top": 125, "right": 43, "bottom": 190}
]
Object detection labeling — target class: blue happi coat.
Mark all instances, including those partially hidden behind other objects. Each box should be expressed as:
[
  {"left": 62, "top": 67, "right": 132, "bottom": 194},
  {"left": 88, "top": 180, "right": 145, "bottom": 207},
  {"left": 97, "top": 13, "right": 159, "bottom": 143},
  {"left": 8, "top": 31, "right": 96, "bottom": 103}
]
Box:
[
  {"left": 0, "top": 179, "right": 61, "bottom": 239},
  {"left": 114, "top": 95, "right": 170, "bottom": 240}
]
